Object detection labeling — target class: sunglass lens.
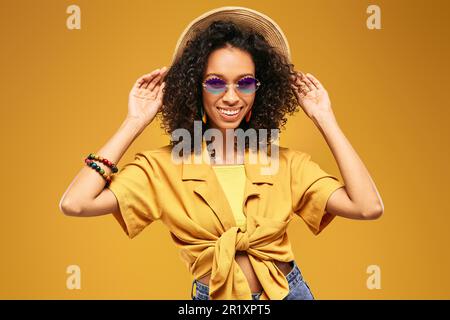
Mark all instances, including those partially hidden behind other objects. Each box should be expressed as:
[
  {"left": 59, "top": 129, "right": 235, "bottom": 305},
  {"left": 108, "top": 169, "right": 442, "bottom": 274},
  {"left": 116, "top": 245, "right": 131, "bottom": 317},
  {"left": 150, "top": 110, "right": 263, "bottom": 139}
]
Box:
[
  {"left": 238, "top": 77, "right": 259, "bottom": 94},
  {"left": 204, "top": 78, "right": 226, "bottom": 94}
]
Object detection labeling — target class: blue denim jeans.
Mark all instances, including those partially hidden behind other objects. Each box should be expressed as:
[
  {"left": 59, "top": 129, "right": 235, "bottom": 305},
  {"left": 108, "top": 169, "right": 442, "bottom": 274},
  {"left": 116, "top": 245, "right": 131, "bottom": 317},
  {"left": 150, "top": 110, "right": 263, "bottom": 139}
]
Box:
[{"left": 191, "top": 260, "right": 314, "bottom": 300}]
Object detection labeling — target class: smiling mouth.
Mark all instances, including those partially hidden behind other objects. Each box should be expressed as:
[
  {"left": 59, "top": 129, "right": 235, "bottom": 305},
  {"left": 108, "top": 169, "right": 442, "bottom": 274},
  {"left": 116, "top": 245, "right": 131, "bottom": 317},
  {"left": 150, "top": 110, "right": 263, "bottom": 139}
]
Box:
[{"left": 217, "top": 107, "right": 243, "bottom": 117}]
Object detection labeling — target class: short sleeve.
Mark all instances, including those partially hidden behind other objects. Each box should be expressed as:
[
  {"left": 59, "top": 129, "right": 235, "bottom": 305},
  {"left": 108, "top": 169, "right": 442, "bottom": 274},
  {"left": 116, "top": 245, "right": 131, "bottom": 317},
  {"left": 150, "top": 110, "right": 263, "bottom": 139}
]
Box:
[
  {"left": 291, "top": 151, "right": 345, "bottom": 235},
  {"left": 107, "top": 152, "right": 162, "bottom": 239}
]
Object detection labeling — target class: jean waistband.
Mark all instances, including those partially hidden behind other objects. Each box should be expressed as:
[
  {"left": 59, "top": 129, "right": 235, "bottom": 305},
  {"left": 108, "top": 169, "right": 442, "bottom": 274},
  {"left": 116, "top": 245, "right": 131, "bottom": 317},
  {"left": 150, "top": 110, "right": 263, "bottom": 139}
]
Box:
[
  {"left": 192, "top": 281, "right": 263, "bottom": 299},
  {"left": 191, "top": 260, "right": 303, "bottom": 299},
  {"left": 285, "top": 260, "right": 303, "bottom": 283},
  {"left": 194, "top": 279, "right": 209, "bottom": 294}
]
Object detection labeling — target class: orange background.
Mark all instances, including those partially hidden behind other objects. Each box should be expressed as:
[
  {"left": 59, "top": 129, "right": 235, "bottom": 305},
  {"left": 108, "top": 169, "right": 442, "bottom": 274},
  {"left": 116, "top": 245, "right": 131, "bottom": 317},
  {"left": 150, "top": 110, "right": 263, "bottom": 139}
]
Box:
[{"left": 0, "top": 0, "right": 449, "bottom": 299}]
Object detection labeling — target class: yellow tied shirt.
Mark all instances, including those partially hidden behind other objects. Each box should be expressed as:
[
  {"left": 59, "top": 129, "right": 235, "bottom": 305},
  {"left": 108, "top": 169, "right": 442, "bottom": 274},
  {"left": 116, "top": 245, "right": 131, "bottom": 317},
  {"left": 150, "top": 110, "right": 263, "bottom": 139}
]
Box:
[
  {"left": 107, "top": 141, "right": 345, "bottom": 300},
  {"left": 212, "top": 164, "right": 247, "bottom": 232}
]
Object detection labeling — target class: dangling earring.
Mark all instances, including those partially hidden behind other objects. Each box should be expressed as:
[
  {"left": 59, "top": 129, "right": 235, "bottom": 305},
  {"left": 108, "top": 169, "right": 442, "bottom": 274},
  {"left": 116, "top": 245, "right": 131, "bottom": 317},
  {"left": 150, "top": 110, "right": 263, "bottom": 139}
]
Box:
[
  {"left": 201, "top": 106, "right": 207, "bottom": 124},
  {"left": 245, "top": 109, "right": 252, "bottom": 123}
]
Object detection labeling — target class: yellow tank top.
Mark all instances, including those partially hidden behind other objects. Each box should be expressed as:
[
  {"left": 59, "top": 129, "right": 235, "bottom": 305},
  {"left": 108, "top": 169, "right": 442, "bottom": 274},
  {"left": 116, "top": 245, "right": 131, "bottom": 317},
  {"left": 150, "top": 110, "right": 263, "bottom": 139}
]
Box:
[{"left": 212, "top": 164, "right": 246, "bottom": 231}]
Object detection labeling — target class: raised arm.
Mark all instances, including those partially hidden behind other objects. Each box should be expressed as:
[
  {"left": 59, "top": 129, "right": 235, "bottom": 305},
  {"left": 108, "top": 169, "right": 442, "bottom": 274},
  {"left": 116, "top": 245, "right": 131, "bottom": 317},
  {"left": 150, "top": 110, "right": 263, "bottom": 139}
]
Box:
[
  {"left": 59, "top": 67, "right": 167, "bottom": 217},
  {"left": 291, "top": 71, "right": 384, "bottom": 220}
]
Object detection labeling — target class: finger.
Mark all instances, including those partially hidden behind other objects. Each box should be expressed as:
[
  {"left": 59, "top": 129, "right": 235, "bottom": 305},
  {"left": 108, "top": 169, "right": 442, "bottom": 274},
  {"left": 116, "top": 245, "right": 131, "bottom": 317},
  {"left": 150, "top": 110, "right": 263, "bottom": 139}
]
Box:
[
  {"left": 299, "top": 81, "right": 309, "bottom": 91},
  {"left": 293, "top": 74, "right": 304, "bottom": 87},
  {"left": 136, "top": 78, "right": 150, "bottom": 90},
  {"left": 145, "top": 66, "right": 168, "bottom": 89},
  {"left": 290, "top": 84, "right": 300, "bottom": 100},
  {"left": 158, "top": 67, "right": 168, "bottom": 84},
  {"left": 289, "top": 72, "right": 298, "bottom": 82},
  {"left": 146, "top": 72, "right": 164, "bottom": 91},
  {"left": 291, "top": 83, "right": 306, "bottom": 98},
  {"left": 306, "top": 73, "right": 324, "bottom": 90},
  {"left": 294, "top": 71, "right": 308, "bottom": 89},
  {"left": 156, "top": 81, "right": 166, "bottom": 101},
  {"left": 295, "top": 78, "right": 309, "bottom": 93},
  {"left": 300, "top": 72, "right": 315, "bottom": 91},
  {"left": 143, "top": 70, "right": 163, "bottom": 89},
  {"left": 138, "top": 69, "right": 161, "bottom": 88},
  {"left": 292, "top": 78, "right": 304, "bottom": 93},
  {"left": 136, "top": 77, "right": 147, "bottom": 89},
  {"left": 297, "top": 71, "right": 307, "bottom": 80}
]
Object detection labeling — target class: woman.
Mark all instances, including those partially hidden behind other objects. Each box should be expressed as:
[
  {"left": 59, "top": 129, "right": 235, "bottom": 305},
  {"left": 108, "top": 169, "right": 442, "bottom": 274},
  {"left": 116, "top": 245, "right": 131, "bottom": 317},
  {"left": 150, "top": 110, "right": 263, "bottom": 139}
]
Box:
[{"left": 59, "top": 7, "right": 384, "bottom": 300}]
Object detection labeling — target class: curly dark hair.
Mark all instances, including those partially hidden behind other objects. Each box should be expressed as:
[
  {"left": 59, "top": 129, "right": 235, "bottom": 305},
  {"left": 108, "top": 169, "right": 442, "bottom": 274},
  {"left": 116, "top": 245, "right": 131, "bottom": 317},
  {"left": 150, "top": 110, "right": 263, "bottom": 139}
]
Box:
[{"left": 159, "top": 19, "right": 300, "bottom": 151}]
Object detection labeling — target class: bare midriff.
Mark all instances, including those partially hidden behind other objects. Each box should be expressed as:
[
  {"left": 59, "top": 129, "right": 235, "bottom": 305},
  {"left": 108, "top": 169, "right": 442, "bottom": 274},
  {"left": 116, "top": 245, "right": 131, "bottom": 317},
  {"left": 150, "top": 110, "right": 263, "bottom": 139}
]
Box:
[{"left": 197, "top": 251, "right": 293, "bottom": 293}]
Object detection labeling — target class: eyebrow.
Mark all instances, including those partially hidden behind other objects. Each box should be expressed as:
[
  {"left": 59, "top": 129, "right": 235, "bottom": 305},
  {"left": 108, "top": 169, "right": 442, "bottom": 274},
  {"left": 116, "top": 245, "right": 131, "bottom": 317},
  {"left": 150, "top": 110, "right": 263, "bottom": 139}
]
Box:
[{"left": 205, "top": 73, "right": 254, "bottom": 80}]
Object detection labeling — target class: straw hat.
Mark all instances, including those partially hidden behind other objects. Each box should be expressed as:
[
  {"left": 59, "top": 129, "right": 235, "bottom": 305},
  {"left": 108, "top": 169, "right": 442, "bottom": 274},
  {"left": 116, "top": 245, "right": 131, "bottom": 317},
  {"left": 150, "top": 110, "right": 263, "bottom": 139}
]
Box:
[{"left": 171, "top": 6, "right": 291, "bottom": 65}]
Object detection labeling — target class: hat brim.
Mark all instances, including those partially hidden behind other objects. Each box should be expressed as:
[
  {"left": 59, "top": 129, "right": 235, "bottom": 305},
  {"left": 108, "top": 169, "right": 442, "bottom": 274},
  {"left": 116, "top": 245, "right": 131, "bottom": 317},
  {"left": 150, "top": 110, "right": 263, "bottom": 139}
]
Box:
[{"left": 171, "top": 6, "right": 291, "bottom": 65}]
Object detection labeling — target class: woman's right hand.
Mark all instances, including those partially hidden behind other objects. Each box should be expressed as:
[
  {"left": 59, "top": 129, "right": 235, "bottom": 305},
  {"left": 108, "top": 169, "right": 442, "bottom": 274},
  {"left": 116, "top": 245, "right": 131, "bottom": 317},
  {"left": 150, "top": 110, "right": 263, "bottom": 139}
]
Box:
[{"left": 127, "top": 66, "right": 168, "bottom": 128}]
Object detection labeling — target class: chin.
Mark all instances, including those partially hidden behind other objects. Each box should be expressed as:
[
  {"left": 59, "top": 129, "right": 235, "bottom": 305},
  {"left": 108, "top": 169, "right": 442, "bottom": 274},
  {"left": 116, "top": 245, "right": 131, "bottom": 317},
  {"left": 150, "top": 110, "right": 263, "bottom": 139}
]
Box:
[{"left": 212, "top": 119, "right": 243, "bottom": 130}]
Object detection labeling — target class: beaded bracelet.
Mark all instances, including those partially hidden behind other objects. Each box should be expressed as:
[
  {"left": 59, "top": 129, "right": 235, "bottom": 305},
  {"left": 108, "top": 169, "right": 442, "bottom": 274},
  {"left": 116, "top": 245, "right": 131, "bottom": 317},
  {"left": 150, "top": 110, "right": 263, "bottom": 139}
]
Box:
[
  {"left": 86, "top": 153, "right": 118, "bottom": 173},
  {"left": 85, "top": 159, "right": 112, "bottom": 186},
  {"left": 84, "top": 153, "right": 119, "bottom": 186}
]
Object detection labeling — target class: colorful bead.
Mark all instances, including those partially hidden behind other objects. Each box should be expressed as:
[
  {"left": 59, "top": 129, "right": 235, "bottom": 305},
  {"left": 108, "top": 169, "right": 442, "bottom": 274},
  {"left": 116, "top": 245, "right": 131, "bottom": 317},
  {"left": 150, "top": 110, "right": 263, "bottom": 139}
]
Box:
[{"left": 84, "top": 153, "right": 120, "bottom": 186}]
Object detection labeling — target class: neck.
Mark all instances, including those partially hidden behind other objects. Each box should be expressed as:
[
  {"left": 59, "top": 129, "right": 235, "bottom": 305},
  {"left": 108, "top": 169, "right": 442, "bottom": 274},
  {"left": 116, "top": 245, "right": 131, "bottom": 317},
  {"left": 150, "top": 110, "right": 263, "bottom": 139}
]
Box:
[{"left": 206, "top": 127, "right": 241, "bottom": 165}]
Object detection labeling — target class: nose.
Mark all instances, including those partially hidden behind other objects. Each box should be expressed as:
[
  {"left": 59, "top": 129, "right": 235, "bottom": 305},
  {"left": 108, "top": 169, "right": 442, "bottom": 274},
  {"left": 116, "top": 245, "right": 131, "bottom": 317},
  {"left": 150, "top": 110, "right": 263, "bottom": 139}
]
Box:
[{"left": 222, "top": 85, "right": 240, "bottom": 104}]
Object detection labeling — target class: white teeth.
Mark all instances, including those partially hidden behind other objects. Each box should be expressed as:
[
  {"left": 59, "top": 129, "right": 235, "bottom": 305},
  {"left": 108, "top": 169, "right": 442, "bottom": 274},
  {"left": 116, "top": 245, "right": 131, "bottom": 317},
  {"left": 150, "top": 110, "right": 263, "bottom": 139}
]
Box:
[{"left": 218, "top": 108, "right": 240, "bottom": 116}]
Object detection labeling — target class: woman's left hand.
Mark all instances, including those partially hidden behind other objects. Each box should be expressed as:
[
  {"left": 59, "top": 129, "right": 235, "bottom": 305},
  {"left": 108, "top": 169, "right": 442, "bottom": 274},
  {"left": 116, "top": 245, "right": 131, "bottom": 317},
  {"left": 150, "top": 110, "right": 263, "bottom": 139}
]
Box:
[{"left": 291, "top": 71, "right": 335, "bottom": 122}]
